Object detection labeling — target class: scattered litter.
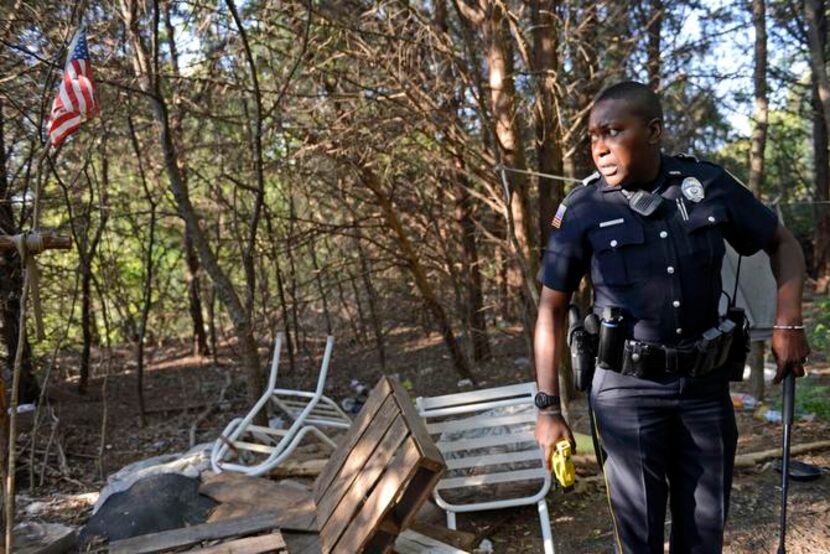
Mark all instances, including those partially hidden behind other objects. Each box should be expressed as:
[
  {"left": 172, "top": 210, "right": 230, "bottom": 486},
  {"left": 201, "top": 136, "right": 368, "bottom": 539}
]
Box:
[
  {"left": 753, "top": 405, "right": 816, "bottom": 424},
  {"left": 475, "top": 538, "right": 494, "bottom": 553},
  {"left": 269, "top": 416, "right": 286, "bottom": 429},
  {"left": 7, "top": 403, "right": 35, "bottom": 415},
  {"left": 341, "top": 379, "right": 371, "bottom": 414},
  {"left": 730, "top": 392, "right": 759, "bottom": 411},
  {"left": 457, "top": 378, "right": 473, "bottom": 388},
  {"left": 513, "top": 357, "right": 531, "bottom": 367}
]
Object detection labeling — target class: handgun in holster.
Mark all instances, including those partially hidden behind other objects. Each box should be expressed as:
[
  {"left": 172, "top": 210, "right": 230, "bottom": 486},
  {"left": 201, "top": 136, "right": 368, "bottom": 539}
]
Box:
[{"left": 567, "top": 305, "right": 599, "bottom": 392}]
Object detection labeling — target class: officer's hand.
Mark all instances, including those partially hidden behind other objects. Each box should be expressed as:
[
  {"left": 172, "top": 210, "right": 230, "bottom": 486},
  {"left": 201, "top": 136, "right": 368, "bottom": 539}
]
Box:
[
  {"left": 535, "top": 412, "right": 575, "bottom": 471},
  {"left": 771, "top": 328, "right": 811, "bottom": 384}
]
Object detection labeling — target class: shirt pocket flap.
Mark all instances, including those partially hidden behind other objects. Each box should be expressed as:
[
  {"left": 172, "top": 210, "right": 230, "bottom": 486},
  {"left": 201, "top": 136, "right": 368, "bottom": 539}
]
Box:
[
  {"left": 687, "top": 205, "right": 727, "bottom": 233},
  {"left": 590, "top": 221, "right": 645, "bottom": 253}
]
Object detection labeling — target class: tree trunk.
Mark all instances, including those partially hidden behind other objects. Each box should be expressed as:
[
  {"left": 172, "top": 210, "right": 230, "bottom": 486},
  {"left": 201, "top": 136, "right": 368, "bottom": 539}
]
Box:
[
  {"left": 746, "top": 0, "right": 769, "bottom": 398},
  {"left": 486, "top": 1, "right": 536, "bottom": 279},
  {"left": 532, "top": 0, "right": 565, "bottom": 248},
  {"left": 355, "top": 235, "right": 386, "bottom": 371},
  {"left": 121, "top": 0, "right": 263, "bottom": 405},
  {"left": 360, "top": 168, "right": 473, "bottom": 381},
  {"left": 646, "top": 0, "right": 663, "bottom": 90},
  {"left": 436, "top": 0, "right": 491, "bottom": 363},
  {"left": 807, "top": 0, "right": 830, "bottom": 290},
  {"left": 163, "top": 2, "right": 209, "bottom": 356},
  {"left": 0, "top": 102, "right": 40, "bottom": 405}
]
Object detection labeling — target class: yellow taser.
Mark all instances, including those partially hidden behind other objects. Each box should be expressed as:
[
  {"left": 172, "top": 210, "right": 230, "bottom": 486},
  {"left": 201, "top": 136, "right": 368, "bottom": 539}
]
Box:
[{"left": 551, "top": 440, "right": 576, "bottom": 491}]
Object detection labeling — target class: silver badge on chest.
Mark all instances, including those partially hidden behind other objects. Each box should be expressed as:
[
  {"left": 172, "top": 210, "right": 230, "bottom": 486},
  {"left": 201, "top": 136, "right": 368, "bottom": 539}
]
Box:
[{"left": 681, "top": 177, "right": 705, "bottom": 203}]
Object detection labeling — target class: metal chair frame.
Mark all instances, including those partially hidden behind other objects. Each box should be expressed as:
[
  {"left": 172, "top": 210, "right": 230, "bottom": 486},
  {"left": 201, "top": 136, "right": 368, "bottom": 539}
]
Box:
[
  {"left": 416, "top": 382, "right": 555, "bottom": 554},
  {"left": 210, "top": 333, "right": 351, "bottom": 476}
]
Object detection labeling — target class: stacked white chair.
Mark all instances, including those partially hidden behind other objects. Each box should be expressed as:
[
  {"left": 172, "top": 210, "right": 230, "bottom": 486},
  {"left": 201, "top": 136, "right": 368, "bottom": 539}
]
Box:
[{"left": 416, "top": 382, "right": 555, "bottom": 554}]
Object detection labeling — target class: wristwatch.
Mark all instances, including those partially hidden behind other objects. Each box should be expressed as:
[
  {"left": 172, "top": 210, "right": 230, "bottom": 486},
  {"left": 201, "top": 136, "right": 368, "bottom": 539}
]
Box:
[{"left": 534, "top": 391, "right": 561, "bottom": 411}]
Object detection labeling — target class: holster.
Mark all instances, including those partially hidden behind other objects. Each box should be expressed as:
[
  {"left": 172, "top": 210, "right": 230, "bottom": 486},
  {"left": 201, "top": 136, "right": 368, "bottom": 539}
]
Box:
[{"left": 723, "top": 306, "right": 749, "bottom": 381}]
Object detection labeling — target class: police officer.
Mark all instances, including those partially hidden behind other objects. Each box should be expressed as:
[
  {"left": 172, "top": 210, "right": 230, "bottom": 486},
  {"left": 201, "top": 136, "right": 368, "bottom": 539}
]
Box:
[{"left": 533, "top": 81, "right": 811, "bottom": 553}]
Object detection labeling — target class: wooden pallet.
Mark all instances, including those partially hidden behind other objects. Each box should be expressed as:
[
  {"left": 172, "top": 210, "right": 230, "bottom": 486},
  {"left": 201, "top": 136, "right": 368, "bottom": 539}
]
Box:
[
  {"left": 311, "top": 376, "right": 446, "bottom": 554},
  {"left": 113, "top": 376, "right": 445, "bottom": 554}
]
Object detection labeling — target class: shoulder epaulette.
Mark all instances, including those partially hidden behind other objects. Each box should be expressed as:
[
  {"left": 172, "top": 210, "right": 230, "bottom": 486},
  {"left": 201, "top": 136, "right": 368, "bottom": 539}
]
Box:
[
  {"left": 581, "top": 171, "right": 601, "bottom": 186},
  {"left": 673, "top": 152, "right": 699, "bottom": 163}
]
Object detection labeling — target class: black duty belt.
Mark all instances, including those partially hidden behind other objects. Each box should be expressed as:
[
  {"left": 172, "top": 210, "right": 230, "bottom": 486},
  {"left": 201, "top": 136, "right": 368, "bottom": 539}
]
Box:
[{"left": 614, "top": 319, "right": 738, "bottom": 378}]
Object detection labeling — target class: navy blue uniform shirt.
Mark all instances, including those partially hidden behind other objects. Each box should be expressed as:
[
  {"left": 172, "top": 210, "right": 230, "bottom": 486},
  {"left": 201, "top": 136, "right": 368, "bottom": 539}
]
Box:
[{"left": 541, "top": 153, "right": 778, "bottom": 346}]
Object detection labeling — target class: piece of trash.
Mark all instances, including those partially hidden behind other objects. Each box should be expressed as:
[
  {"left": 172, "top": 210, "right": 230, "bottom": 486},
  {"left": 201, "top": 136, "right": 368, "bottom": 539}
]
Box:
[
  {"left": 457, "top": 378, "right": 473, "bottom": 388},
  {"left": 350, "top": 379, "right": 369, "bottom": 398},
  {"left": 475, "top": 538, "right": 494, "bottom": 554},
  {"left": 339, "top": 397, "right": 364, "bottom": 415},
  {"left": 513, "top": 357, "right": 531, "bottom": 367},
  {"left": 799, "top": 412, "right": 817, "bottom": 422},
  {"left": 730, "top": 392, "right": 758, "bottom": 411},
  {"left": 7, "top": 403, "right": 35, "bottom": 415},
  {"left": 754, "top": 406, "right": 782, "bottom": 424},
  {"left": 269, "top": 417, "right": 286, "bottom": 429}
]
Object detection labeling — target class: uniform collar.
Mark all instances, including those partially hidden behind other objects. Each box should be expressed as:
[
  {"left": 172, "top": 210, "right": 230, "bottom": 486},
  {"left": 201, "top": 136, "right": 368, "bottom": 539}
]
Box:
[{"left": 598, "top": 153, "right": 683, "bottom": 194}]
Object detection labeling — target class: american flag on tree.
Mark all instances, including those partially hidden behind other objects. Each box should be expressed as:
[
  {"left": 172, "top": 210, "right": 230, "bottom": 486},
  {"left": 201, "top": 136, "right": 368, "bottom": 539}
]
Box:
[{"left": 46, "top": 28, "right": 99, "bottom": 147}]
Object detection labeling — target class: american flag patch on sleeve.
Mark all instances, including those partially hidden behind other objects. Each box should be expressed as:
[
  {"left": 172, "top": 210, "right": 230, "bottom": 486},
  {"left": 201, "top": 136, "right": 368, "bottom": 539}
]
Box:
[{"left": 551, "top": 203, "right": 568, "bottom": 228}]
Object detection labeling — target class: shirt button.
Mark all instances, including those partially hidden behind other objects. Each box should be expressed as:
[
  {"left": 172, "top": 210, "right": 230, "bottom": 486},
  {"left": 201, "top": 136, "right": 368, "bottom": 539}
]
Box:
[
  {"left": 673, "top": 300, "right": 681, "bottom": 308},
  {"left": 708, "top": 216, "right": 716, "bottom": 223},
  {"left": 659, "top": 231, "right": 668, "bottom": 238},
  {"left": 667, "top": 266, "right": 675, "bottom": 274},
  {"left": 676, "top": 328, "right": 683, "bottom": 335},
  {"left": 610, "top": 239, "right": 618, "bottom": 248}
]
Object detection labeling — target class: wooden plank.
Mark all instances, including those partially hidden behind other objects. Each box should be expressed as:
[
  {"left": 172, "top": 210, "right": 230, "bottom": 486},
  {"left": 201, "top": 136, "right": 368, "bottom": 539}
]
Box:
[
  {"left": 208, "top": 502, "right": 317, "bottom": 532},
  {"left": 331, "top": 437, "right": 422, "bottom": 554},
  {"left": 409, "top": 522, "right": 476, "bottom": 550},
  {"left": 388, "top": 379, "right": 444, "bottom": 468},
  {"left": 244, "top": 424, "right": 290, "bottom": 436},
  {"left": 318, "top": 415, "right": 408, "bottom": 550},
  {"left": 269, "top": 458, "right": 327, "bottom": 479},
  {"left": 313, "top": 394, "right": 399, "bottom": 514},
  {"left": 229, "top": 441, "right": 277, "bottom": 454},
  {"left": 393, "top": 530, "right": 470, "bottom": 554},
  {"left": 282, "top": 532, "right": 321, "bottom": 554},
  {"left": 313, "top": 377, "right": 394, "bottom": 502},
  {"left": 390, "top": 465, "right": 445, "bottom": 531},
  {"left": 108, "top": 512, "right": 280, "bottom": 554},
  {"left": 189, "top": 530, "right": 286, "bottom": 553},
  {"left": 200, "top": 472, "right": 313, "bottom": 508}
]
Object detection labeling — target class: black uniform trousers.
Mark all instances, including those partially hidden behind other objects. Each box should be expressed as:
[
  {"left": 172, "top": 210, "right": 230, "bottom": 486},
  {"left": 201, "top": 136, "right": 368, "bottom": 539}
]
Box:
[{"left": 591, "top": 367, "right": 738, "bottom": 554}]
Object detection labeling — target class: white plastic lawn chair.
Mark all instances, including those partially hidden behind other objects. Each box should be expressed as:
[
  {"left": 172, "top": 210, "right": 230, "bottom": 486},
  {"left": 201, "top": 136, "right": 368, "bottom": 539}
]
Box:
[
  {"left": 416, "top": 382, "right": 555, "bottom": 554},
  {"left": 210, "top": 333, "right": 351, "bottom": 476}
]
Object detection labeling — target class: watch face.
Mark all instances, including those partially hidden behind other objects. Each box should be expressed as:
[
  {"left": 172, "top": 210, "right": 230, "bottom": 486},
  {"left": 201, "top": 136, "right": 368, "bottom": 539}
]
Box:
[{"left": 534, "top": 393, "right": 548, "bottom": 409}]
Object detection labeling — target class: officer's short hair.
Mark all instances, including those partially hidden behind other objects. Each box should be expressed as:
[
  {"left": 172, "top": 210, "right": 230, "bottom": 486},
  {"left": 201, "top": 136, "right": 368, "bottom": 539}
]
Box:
[{"left": 593, "top": 81, "right": 663, "bottom": 123}]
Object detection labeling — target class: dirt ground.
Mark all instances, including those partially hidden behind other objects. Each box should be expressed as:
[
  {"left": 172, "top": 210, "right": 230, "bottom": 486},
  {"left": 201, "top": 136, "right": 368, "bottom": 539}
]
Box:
[{"left": 14, "top": 320, "right": 830, "bottom": 553}]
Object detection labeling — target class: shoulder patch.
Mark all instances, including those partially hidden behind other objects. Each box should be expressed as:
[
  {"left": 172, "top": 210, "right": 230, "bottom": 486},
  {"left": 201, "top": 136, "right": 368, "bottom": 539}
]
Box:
[{"left": 551, "top": 203, "right": 567, "bottom": 229}]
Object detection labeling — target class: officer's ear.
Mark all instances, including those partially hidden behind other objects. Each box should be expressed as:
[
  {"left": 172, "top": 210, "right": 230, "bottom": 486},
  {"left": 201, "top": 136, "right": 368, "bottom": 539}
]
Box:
[{"left": 647, "top": 118, "right": 663, "bottom": 144}]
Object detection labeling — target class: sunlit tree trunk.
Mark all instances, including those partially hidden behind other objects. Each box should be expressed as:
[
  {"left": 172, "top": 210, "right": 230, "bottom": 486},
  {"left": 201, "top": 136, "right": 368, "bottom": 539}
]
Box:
[
  {"left": 747, "top": 0, "right": 769, "bottom": 400},
  {"left": 163, "top": 1, "right": 209, "bottom": 356},
  {"left": 806, "top": 0, "right": 830, "bottom": 291}
]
